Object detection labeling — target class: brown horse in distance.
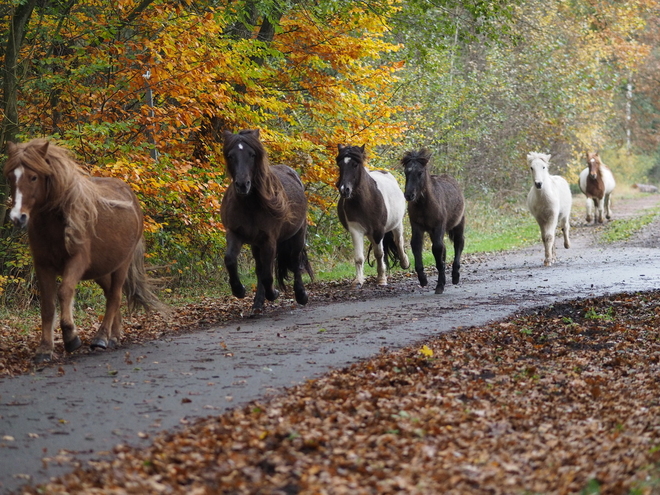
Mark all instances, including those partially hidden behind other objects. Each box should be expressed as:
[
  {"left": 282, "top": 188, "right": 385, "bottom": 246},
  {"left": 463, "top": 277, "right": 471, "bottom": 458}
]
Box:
[
  {"left": 4, "top": 139, "right": 163, "bottom": 363},
  {"left": 221, "top": 129, "right": 313, "bottom": 311}
]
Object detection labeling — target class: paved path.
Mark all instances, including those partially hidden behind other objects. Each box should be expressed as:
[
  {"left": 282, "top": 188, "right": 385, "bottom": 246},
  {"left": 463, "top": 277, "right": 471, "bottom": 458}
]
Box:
[{"left": 1, "top": 197, "right": 659, "bottom": 493}]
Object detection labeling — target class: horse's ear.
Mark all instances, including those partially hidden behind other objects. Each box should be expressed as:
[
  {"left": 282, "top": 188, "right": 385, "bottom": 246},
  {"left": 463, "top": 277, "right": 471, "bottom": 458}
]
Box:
[
  {"left": 37, "top": 141, "right": 49, "bottom": 158},
  {"left": 338, "top": 144, "right": 345, "bottom": 152},
  {"left": 360, "top": 145, "right": 365, "bottom": 153},
  {"left": 6, "top": 142, "right": 17, "bottom": 155},
  {"left": 223, "top": 130, "right": 233, "bottom": 142},
  {"left": 543, "top": 153, "right": 552, "bottom": 162}
]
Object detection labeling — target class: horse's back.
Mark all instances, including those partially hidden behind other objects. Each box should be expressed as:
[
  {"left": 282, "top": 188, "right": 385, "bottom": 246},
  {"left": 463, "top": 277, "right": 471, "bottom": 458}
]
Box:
[{"left": 369, "top": 169, "right": 406, "bottom": 230}]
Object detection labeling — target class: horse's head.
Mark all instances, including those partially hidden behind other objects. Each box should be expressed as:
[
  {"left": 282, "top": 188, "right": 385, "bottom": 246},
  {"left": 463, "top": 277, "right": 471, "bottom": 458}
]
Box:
[
  {"left": 527, "top": 152, "right": 552, "bottom": 190},
  {"left": 4, "top": 140, "right": 52, "bottom": 228},
  {"left": 223, "top": 129, "right": 265, "bottom": 196},
  {"left": 586, "top": 152, "right": 601, "bottom": 180},
  {"left": 402, "top": 149, "right": 431, "bottom": 202},
  {"left": 336, "top": 144, "right": 366, "bottom": 199}
]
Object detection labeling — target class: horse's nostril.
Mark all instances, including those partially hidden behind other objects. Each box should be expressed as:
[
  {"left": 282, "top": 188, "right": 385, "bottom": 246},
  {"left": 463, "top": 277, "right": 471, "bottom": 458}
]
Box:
[{"left": 535, "top": 182, "right": 542, "bottom": 189}]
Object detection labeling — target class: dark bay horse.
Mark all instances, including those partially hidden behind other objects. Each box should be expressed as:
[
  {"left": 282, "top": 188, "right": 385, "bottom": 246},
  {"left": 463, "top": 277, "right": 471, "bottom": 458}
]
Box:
[
  {"left": 402, "top": 149, "right": 465, "bottom": 294},
  {"left": 4, "top": 139, "right": 163, "bottom": 363},
  {"left": 579, "top": 151, "right": 616, "bottom": 223},
  {"left": 336, "top": 144, "right": 409, "bottom": 287},
  {"left": 221, "top": 129, "right": 312, "bottom": 311}
]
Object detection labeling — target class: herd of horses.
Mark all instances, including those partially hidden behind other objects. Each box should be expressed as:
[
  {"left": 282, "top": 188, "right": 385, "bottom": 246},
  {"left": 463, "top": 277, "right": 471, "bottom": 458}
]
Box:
[{"left": 3, "top": 133, "right": 616, "bottom": 361}]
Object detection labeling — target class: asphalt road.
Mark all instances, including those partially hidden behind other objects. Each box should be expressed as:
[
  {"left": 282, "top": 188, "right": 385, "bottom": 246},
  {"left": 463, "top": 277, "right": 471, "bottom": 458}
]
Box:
[{"left": 1, "top": 198, "right": 659, "bottom": 493}]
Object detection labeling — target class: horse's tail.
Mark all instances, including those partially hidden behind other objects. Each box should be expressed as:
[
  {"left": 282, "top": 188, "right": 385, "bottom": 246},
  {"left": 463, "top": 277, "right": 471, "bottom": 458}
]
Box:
[
  {"left": 124, "top": 238, "right": 168, "bottom": 314},
  {"left": 382, "top": 231, "right": 402, "bottom": 269},
  {"left": 276, "top": 245, "right": 314, "bottom": 290}
]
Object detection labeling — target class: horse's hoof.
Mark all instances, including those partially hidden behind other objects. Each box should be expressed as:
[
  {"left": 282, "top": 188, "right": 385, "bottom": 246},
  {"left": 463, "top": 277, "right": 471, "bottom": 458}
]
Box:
[
  {"left": 434, "top": 286, "right": 445, "bottom": 295},
  {"left": 295, "top": 290, "right": 309, "bottom": 306},
  {"left": 377, "top": 279, "right": 388, "bottom": 286},
  {"left": 90, "top": 338, "right": 107, "bottom": 350},
  {"left": 418, "top": 276, "right": 428, "bottom": 287},
  {"left": 107, "top": 339, "right": 118, "bottom": 349},
  {"left": 34, "top": 353, "right": 52, "bottom": 364},
  {"left": 266, "top": 289, "right": 279, "bottom": 302},
  {"left": 64, "top": 336, "right": 82, "bottom": 353},
  {"left": 232, "top": 285, "right": 246, "bottom": 299},
  {"left": 452, "top": 273, "right": 460, "bottom": 285}
]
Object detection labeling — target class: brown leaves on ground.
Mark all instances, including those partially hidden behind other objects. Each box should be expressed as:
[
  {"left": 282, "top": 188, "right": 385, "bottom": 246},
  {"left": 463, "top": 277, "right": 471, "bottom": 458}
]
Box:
[{"left": 22, "top": 290, "right": 660, "bottom": 494}]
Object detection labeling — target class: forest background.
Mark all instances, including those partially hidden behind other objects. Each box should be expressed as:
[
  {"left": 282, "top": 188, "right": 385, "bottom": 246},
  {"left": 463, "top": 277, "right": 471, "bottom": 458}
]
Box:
[{"left": 1, "top": 0, "right": 660, "bottom": 308}]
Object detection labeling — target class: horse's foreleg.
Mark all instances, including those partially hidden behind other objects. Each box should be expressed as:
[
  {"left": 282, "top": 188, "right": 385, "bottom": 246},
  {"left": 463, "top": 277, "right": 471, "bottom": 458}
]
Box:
[
  {"left": 253, "top": 243, "right": 278, "bottom": 308},
  {"left": 349, "top": 224, "right": 366, "bottom": 287},
  {"left": 450, "top": 218, "right": 465, "bottom": 285},
  {"left": 430, "top": 228, "right": 447, "bottom": 294},
  {"left": 224, "top": 232, "right": 246, "bottom": 299},
  {"left": 410, "top": 225, "right": 427, "bottom": 288},
  {"left": 57, "top": 262, "right": 85, "bottom": 355},
  {"left": 288, "top": 230, "right": 309, "bottom": 305},
  {"left": 585, "top": 197, "right": 594, "bottom": 223},
  {"left": 370, "top": 234, "right": 387, "bottom": 286},
  {"left": 562, "top": 216, "right": 571, "bottom": 249},
  {"left": 541, "top": 222, "right": 557, "bottom": 266},
  {"left": 393, "top": 223, "right": 410, "bottom": 269},
  {"left": 34, "top": 266, "right": 59, "bottom": 363}
]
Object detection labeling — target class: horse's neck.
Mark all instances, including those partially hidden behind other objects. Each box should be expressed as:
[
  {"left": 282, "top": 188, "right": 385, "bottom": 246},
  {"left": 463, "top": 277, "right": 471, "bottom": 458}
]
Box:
[{"left": 354, "top": 168, "right": 379, "bottom": 202}]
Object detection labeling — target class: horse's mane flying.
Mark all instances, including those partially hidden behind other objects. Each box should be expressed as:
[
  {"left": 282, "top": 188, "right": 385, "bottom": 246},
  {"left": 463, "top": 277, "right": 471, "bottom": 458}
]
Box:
[
  {"left": 225, "top": 130, "right": 289, "bottom": 221},
  {"left": 401, "top": 149, "right": 431, "bottom": 167},
  {"left": 8, "top": 139, "right": 101, "bottom": 254}
]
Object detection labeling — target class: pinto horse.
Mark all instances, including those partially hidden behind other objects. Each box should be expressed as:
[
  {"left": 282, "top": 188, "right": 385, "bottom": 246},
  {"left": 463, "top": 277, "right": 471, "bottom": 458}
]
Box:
[
  {"left": 402, "top": 149, "right": 465, "bottom": 294},
  {"left": 221, "top": 129, "right": 312, "bottom": 311},
  {"left": 336, "top": 144, "right": 409, "bottom": 287},
  {"left": 579, "top": 151, "right": 616, "bottom": 223},
  {"left": 4, "top": 139, "right": 163, "bottom": 363},
  {"left": 526, "top": 152, "right": 572, "bottom": 266}
]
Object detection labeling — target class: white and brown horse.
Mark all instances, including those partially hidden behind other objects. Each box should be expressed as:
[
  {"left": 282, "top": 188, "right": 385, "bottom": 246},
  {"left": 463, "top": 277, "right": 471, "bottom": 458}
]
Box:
[
  {"left": 336, "top": 144, "right": 409, "bottom": 287},
  {"left": 579, "top": 151, "right": 615, "bottom": 223},
  {"left": 4, "top": 139, "right": 163, "bottom": 363}
]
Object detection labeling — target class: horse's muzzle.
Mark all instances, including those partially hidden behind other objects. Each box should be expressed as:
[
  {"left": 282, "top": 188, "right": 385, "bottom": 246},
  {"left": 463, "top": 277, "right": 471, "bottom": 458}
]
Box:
[
  {"left": 404, "top": 192, "right": 416, "bottom": 202},
  {"left": 10, "top": 213, "right": 28, "bottom": 229},
  {"left": 234, "top": 181, "right": 251, "bottom": 196},
  {"left": 535, "top": 182, "right": 543, "bottom": 189},
  {"left": 339, "top": 185, "right": 352, "bottom": 199}
]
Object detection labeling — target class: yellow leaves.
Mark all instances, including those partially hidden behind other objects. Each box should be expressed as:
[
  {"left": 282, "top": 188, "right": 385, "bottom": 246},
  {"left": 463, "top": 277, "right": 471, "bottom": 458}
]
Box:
[{"left": 419, "top": 345, "right": 434, "bottom": 358}]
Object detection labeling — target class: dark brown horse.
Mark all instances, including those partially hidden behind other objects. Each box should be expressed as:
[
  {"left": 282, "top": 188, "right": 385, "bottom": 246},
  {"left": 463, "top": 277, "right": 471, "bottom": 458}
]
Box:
[
  {"left": 402, "top": 149, "right": 465, "bottom": 294},
  {"left": 4, "top": 139, "right": 163, "bottom": 363},
  {"left": 221, "top": 129, "right": 312, "bottom": 311}
]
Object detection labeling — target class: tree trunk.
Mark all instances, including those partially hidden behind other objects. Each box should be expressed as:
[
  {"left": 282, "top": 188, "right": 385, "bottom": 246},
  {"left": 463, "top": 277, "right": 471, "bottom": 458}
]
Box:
[{"left": 1, "top": 0, "right": 38, "bottom": 225}]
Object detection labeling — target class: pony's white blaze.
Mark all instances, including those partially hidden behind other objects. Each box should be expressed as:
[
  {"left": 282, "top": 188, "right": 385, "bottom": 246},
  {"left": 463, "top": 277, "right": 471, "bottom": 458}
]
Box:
[
  {"left": 238, "top": 143, "right": 244, "bottom": 150},
  {"left": 9, "top": 166, "right": 24, "bottom": 223},
  {"left": 344, "top": 157, "right": 351, "bottom": 165}
]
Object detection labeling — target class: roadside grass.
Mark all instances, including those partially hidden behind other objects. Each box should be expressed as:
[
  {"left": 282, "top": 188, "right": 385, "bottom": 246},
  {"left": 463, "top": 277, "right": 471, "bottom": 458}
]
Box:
[{"left": 600, "top": 207, "right": 660, "bottom": 243}]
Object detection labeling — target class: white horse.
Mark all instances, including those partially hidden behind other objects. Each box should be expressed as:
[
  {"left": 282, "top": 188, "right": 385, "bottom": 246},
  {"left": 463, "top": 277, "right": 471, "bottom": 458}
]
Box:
[
  {"left": 526, "top": 152, "right": 572, "bottom": 266},
  {"left": 579, "top": 151, "right": 616, "bottom": 223}
]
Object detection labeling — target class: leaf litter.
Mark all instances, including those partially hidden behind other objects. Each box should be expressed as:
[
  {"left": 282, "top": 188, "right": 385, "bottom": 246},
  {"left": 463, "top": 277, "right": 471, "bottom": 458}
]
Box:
[{"left": 18, "top": 289, "right": 660, "bottom": 494}]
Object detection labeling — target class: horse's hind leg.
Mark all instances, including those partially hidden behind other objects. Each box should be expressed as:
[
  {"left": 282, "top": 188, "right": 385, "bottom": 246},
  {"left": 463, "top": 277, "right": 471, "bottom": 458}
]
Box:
[
  {"left": 392, "top": 222, "right": 410, "bottom": 269},
  {"left": 91, "top": 268, "right": 128, "bottom": 350},
  {"left": 281, "top": 229, "right": 309, "bottom": 305},
  {"left": 252, "top": 242, "right": 279, "bottom": 310},
  {"left": 224, "top": 232, "right": 246, "bottom": 299},
  {"left": 34, "top": 265, "right": 60, "bottom": 363},
  {"left": 604, "top": 193, "right": 613, "bottom": 220},
  {"left": 450, "top": 217, "right": 465, "bottom": 285}
]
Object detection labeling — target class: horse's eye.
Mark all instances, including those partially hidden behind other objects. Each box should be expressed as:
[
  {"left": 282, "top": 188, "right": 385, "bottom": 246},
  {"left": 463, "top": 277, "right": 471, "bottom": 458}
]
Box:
[{"left": 31, "top": 175, "right": 38, "bottom": 182}]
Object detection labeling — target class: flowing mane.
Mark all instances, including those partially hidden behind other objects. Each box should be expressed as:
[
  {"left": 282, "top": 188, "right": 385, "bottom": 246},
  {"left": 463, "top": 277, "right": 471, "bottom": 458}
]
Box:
[
  {"left": 5, "top": 140, "right": 100, "bottom": 253},
  {"left": 223, "top": 130, "right": 289, "bottom": 221}
]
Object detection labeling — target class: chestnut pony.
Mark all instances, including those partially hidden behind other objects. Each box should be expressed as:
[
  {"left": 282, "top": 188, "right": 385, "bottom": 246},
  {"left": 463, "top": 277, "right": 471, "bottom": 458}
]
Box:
[
  {"left": 221, "top": 129, "right": 313, "bottom": 311},
  {"left": 4, "top": 139, "right": 162, "bottom": 363},
  {"left": 579, "top": 151, "right": 615, "bottom": 223}
]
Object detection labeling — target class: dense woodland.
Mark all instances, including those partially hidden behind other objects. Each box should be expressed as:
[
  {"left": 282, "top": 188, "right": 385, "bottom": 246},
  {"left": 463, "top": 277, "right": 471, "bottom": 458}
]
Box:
[{"left": 1, "top": 0, "right": 659, "bottom": 299}]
